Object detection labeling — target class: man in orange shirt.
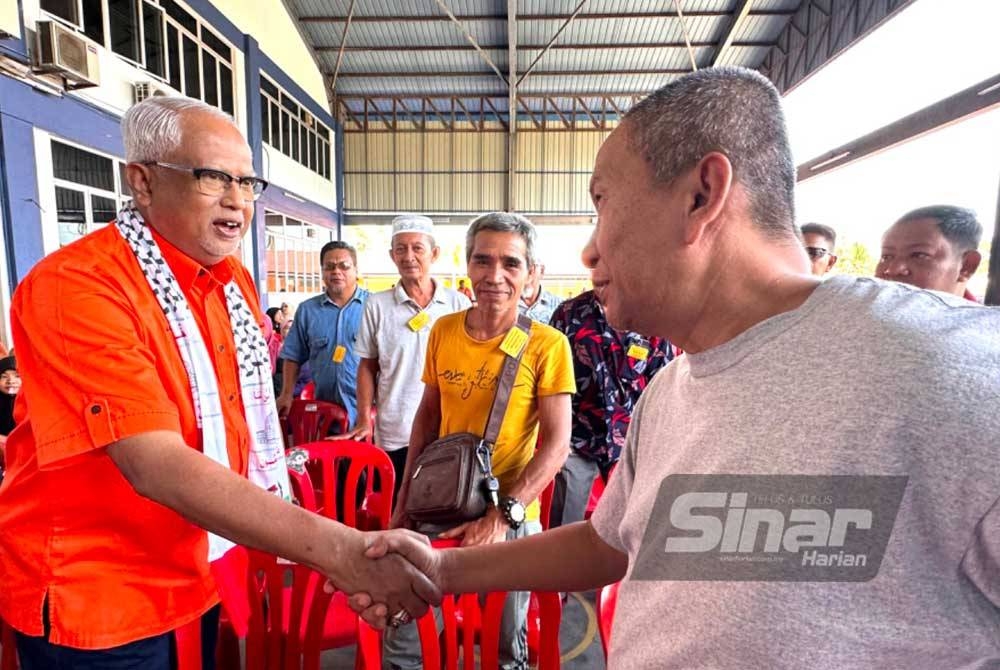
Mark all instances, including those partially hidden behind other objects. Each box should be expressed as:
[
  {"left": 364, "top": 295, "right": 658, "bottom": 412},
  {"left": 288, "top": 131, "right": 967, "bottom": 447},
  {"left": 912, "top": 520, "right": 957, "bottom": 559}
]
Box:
[{"left": 0, "top": 96, "right": 437, "bottom": 669}]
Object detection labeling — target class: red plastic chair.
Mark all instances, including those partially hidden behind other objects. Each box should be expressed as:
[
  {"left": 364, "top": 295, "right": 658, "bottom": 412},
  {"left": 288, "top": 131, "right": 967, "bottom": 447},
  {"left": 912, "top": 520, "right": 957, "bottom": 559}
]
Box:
[
  {"left": 1, "top": 616, "right": 18, "bottom": 670},
  {"left": 300, "top": 382, "right": 316, "bottom": 400},
  {"left": 244, "top": 550, "right": 380, "bottom": 670},
  {"left": 282, "top": 399, "right": 349, "bottom": 447},
  {"left": 596, "top": 580, "right": 620, "bottom": 659},
  {"left": 359, "top": 589, "right": 562, "bottom": 670},
  {"left": 585, "top": 462, "right": 617, "bottom": 520},
  {"left": 285, "top": 440, "right": 395, "bottom": 529}
]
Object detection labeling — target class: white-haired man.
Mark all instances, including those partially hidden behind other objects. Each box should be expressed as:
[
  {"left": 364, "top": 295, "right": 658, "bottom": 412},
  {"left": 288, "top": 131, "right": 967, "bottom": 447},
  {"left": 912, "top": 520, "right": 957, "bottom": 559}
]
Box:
[
  {"left": 0, "top": 96, "right": 437, "bottom": 668},
  {"left": 337, "top": 214, "right": 470, "bottom": 500},
  {"left": 355, "top": 67, "right": 1000, "bottom": 669}
]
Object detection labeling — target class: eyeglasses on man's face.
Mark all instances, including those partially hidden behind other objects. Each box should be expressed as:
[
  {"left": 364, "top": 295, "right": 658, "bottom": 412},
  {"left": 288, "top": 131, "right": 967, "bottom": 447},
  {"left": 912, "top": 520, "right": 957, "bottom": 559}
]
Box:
[
  {"left": 145, "top": 161, "right": 268, "bottom": 201},
  {"left": 805, "top": 246, "right": 830, "bottom": 260},
  {"left": 323, "top": 261, "right": 355, "bottom": 272}
]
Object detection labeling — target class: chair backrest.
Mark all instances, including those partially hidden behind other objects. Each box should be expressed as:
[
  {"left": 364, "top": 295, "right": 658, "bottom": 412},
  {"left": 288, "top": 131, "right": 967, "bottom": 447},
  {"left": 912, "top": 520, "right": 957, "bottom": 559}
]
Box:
[
  {"left": 596, "top": 580, "right": 620, "bottom": 659},
  {"left": 299, "top": 381, "right": 316, "bottom": 400},
  {"left": 246, "top": 550, "right": 370, "bottom": 670},
  {"left": 283, "top": 399, "right": 349, "bottom": 447},
  {"left": 538, "top": 477, "right": 555, "bottom": 530},
  {"left": 287, "top": 440, "right": 395, "bottom": 529}
]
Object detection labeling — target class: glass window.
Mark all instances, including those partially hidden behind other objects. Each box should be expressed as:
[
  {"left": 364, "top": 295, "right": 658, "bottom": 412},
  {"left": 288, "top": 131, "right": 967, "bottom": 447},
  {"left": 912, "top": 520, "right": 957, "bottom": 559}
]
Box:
[
  {"left": 166, "top": 24, "right": 181, "bottom": 90},
  {"left": 82, "top": 0, "right": 105, "bottom": 44},
  {"left": 161, "top": 0, "right": 196, "bottom": 34},
  {"left": 182, "top": 34, "right": 200, "bottom": 99},
  {"left": 91, "top": 195, "right": 117, "bottom": 224},
  {"left": 108, "top": 0, "right": 141, "bottom": 62},
  {"left": 219, "top": 64, "right": 233, "bottom": 115},
  {"left": 202, "top": 51, "right": 217, "bottom": 107},
  {"left": 55, "top": 187, "right": 87, "bottom": 247},
  {"left": 143, "top": 2, "right": 165, "bottom": 78},
  {"left": 269, "top": 101, "right": 281, "bottom": 151},
  {"left": 200, "top": 27, "right": 230, "bottom": 62},
  {"left": 261, "top": 76, "right": 279, "bottom": 99},
  {"left": 260, "top": 93, "right": 270, "bottom": 145},
  {"left": 40, "top": 0, "right": 77, "bottom": 23},
  {"left": 53, "top": 142, "right": 114, "bottom": 191}
]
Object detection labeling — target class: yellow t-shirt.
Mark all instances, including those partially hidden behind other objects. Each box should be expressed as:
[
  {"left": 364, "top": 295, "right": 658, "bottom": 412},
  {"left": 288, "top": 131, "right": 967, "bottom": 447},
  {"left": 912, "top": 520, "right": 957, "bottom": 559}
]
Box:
[{"left": 422, "top": 310, "right": 575, "bottom": 522}]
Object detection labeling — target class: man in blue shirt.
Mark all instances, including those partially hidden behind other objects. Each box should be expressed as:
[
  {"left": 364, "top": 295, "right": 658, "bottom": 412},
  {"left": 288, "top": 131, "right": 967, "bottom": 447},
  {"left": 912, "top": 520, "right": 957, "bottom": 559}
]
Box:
[{"left": 277, "top": 241, "right": 369, "bottom": 427}]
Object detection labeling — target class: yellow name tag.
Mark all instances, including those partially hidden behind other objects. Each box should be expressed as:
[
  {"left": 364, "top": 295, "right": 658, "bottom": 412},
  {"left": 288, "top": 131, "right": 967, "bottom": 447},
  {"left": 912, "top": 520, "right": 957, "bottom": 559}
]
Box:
[
  {"left": 626, "top": 344, "right": 649, "bottom": 361},
  {"left": 407, "top": 311, "right": 430, "bottom": 332},
  {"left": 499, "top": 326, "right": 529, "bottom": 358},
  {"left": 332, "top": 345, "right": 347, "bottom": 363}
]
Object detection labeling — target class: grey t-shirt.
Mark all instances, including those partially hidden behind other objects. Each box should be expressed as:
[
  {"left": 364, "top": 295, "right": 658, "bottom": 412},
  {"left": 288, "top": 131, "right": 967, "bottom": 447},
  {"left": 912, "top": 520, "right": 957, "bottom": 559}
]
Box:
[{"left": 592, "top": 276, "right": 1000, "bottom": 669}]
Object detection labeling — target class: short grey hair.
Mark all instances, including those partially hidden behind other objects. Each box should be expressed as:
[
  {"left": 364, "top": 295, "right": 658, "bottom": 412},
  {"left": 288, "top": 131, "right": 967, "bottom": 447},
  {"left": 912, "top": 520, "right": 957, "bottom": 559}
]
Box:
[
  {"left": 896, "top": 205, "right": 982, "bottom": 253},
  {"left": 122, "top": 96, "right": 235, "bottom": 163},
  {"left": 465, "top": 212, "right": 537, "bottom": 269},
  {"left": 624, "top": 66, "right": 796, "bottom": 239}
]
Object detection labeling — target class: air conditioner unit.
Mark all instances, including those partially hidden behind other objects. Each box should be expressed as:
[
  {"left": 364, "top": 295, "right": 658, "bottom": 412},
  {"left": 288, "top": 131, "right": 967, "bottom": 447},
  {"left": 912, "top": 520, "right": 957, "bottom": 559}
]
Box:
[
  {"left": 35, "top": 20, "right": 100, "bottom": 89},
  {"left": 133, "top": 81, "right": 171, "bottom": 104}
]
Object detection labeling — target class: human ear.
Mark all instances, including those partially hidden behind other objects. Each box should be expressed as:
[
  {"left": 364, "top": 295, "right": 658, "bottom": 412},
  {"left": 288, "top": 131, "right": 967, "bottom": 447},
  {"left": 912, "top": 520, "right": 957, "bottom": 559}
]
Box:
[{"left": 958, "top": 249, "right": 982, "bottom": 281}]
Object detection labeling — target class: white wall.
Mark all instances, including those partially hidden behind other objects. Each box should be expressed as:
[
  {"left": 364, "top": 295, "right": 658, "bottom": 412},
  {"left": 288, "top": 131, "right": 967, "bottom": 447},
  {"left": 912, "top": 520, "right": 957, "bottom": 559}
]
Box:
[{"left": 207, "top": 0, "right": 327, "bottom": 111}]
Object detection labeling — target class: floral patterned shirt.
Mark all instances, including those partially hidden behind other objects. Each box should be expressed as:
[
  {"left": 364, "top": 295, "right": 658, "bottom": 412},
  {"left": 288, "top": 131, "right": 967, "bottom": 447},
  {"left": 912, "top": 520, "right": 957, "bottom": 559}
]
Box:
[{"left": 550, "top": 290, "right": 673, "bottom": 466}]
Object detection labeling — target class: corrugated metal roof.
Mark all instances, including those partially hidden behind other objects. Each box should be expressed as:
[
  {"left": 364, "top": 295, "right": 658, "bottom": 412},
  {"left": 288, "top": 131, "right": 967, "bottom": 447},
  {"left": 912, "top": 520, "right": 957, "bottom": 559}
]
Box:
[{"left": 286, "top": 0, "right": 806, "bottom": 112}]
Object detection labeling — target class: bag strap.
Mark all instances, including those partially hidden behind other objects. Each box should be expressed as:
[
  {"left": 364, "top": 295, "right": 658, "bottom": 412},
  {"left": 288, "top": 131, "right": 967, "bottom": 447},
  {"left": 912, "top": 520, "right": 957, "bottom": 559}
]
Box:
[{"left": 482, "top": 314, "right": 532, "bottom": 448}]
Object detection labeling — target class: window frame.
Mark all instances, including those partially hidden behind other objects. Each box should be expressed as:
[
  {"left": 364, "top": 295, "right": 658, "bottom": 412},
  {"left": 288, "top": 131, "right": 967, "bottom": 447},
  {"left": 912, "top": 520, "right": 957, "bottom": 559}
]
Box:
[
  {"left": 50, "top": 138, "right": 130, "bottom": 248},
  {"left": 260, "top": 75, "right": 333, "bottom": 181},
  {"left": 38, "top": 0, "right": 235, "bottom": 115}
]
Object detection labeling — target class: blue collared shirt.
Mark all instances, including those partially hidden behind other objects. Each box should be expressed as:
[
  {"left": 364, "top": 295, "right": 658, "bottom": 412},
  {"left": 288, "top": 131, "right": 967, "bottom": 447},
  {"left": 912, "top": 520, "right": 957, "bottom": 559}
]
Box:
[{"left": 280, "top": 286, "right": 369, "bottom": 426}]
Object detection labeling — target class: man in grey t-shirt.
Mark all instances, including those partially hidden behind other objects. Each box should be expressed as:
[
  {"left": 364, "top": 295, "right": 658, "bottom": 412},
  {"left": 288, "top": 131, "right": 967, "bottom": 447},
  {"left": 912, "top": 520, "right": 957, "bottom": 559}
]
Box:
[{"left": 351, "top": 67, "right": 1000, "bottom": 669}]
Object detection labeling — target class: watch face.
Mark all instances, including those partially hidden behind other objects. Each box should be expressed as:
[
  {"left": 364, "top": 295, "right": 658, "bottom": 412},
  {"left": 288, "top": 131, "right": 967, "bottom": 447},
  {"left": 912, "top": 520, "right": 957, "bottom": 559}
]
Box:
[{"left": 509, "top": 501, "right": 525, "bottom": 523}]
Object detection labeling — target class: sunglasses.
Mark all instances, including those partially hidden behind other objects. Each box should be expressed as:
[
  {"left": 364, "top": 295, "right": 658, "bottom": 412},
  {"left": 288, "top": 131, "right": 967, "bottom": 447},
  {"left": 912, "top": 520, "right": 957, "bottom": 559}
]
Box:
[
  {"left": 805, "top": 247, "right": 830, "bottom": 260},
  {"left": 323, "top": 261, "right": 355, "bottom": 272}
]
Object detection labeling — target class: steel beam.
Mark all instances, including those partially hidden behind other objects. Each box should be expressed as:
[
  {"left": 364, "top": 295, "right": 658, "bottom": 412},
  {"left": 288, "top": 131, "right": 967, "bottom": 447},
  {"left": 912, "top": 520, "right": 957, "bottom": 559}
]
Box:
[
  {"left": 432, "top": 0, "right": 508, "bottom": 87},
  {"left": 711, "top": 0, "right": 753, "bottom": 66},
  {"left": 331, "top": 68, "right": 688, "bottom": 78},
  {"left": 312, "top": 40, "right": 768, "bottom": 52},
  {"left": 517, "top": 0, "right": 591, "bottom": 87},
  {"left": 298, "top": 10, "right": 795, "bottom": 23},
  {"left": 759, "top": 0, "right": 916, "bottom": 94},
  {"left": 796, "top": 73, "right": 1000, "bottom": 182},
  {"left": 507, "top": 0, "right": 517, "bottom": 211},
  {"left": 329, "top": 0, "right": 356, "bottom": 94}
]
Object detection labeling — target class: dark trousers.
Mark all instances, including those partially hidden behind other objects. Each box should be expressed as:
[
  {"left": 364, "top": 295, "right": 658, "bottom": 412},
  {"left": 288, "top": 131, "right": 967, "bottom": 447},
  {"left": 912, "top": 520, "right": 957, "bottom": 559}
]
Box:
[
  {"left": 16, "top": 605, "right": 220, "bottom": 670},
  {"left": 386, "top": 447, "right": 408, "bottom": 510}
]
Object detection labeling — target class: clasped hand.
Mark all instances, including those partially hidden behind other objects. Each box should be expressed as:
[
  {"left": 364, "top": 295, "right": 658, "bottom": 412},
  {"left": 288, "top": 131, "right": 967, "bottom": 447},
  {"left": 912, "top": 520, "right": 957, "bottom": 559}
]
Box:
[{"left": 330, "top": 529, "right": 443, "bottom": 629}]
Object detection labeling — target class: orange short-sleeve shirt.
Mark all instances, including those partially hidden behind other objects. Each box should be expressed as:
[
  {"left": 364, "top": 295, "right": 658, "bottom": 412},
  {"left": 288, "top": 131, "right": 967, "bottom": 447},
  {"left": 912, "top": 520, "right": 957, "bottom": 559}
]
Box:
[{"left": 0, "top": 223, "right": 264, "bottom": 649}]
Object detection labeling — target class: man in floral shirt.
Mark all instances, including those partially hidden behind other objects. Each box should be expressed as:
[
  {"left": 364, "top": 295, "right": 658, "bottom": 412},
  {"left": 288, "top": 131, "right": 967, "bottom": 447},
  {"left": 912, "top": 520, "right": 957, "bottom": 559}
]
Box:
[{"left": 548, "top": 289, "right": 672, "bottom": 527}]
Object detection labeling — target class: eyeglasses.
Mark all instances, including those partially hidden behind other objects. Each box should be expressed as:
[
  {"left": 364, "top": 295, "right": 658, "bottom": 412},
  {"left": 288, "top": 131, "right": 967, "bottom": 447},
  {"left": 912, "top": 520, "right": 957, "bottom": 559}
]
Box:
[
  {"left": 323, "top": 261, "right": 355, "bottom": 272},
  {"left": 145, "top": 161, "right": 268, "bottom": 200},
  {"left": 805, "top": 246, "right": 830, "bottom": 260}
]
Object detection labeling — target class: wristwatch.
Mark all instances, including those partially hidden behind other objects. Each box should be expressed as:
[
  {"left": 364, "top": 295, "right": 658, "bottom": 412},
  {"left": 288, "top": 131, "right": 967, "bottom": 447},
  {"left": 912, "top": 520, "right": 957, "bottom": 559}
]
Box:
[{"left": 498, "top": 495, "right": 526, "bottom": 530}]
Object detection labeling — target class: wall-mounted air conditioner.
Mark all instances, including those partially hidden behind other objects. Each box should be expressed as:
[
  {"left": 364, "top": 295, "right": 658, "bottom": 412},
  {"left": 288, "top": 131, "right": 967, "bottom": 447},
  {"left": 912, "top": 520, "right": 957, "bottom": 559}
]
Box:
[
  {"left": 35, "top": 20, "right": 100, "bottom": 89},
  {"left": 133, "top": 81, "right": 171, "bottom": 104}
]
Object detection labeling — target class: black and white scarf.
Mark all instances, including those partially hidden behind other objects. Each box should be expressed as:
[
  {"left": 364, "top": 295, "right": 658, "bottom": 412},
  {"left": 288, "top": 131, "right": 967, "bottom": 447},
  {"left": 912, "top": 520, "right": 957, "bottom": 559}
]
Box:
[{"left": 115, "top": 205, "right": 290, "bottom": 561}]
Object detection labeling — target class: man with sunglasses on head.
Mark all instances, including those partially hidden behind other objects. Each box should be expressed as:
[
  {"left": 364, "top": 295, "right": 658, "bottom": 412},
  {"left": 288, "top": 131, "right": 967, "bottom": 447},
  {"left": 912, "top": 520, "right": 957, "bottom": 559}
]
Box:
[
  {"left": 0, "top": 96, "right": 438, "bottom": 669},
  {"left": 276, "top": 240, "right": 368, "bottom": 429},
  {"left": 800, "top": 223, "right": 838, "bottom": 276}
]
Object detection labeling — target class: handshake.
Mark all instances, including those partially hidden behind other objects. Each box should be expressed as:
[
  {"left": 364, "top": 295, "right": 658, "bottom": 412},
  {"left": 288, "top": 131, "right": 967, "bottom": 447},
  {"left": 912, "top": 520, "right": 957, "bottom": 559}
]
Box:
[{"left": 332, "top": 529, "right": 448, "bottom": 630}]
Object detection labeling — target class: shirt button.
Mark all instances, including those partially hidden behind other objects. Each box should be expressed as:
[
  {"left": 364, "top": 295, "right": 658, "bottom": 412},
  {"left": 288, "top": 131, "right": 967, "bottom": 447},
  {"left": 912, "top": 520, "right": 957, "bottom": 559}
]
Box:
[
  {"left": 228, "top": 394, "right": 235, "bottom": 402},
  {"left": 218, "top": 345, "right": 226, "bottom": 352},
  {"left": 90, "top": 404, "right": 101, "bottom": 414}
]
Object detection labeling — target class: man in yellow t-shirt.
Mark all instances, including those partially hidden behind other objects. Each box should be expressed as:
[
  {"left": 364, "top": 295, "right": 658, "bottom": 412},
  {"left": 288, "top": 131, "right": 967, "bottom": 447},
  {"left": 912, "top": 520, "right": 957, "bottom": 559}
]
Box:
[{"left": 388, "top": 212, "right": 574, "bottom": 670}]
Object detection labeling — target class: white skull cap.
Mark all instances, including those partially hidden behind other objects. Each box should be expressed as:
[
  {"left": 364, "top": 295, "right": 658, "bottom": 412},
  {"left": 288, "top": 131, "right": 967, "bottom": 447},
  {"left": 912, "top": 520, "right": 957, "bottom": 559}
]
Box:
[{"left": 391, "top": 214, "right": 434, "bottom": 239}]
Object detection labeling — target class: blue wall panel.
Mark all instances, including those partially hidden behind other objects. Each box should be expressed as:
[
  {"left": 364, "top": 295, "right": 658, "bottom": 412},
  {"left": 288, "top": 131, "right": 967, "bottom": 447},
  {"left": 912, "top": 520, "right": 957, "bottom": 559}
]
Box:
[{"left": 0, "top": 76, "right": 125, "bottom": 287}]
